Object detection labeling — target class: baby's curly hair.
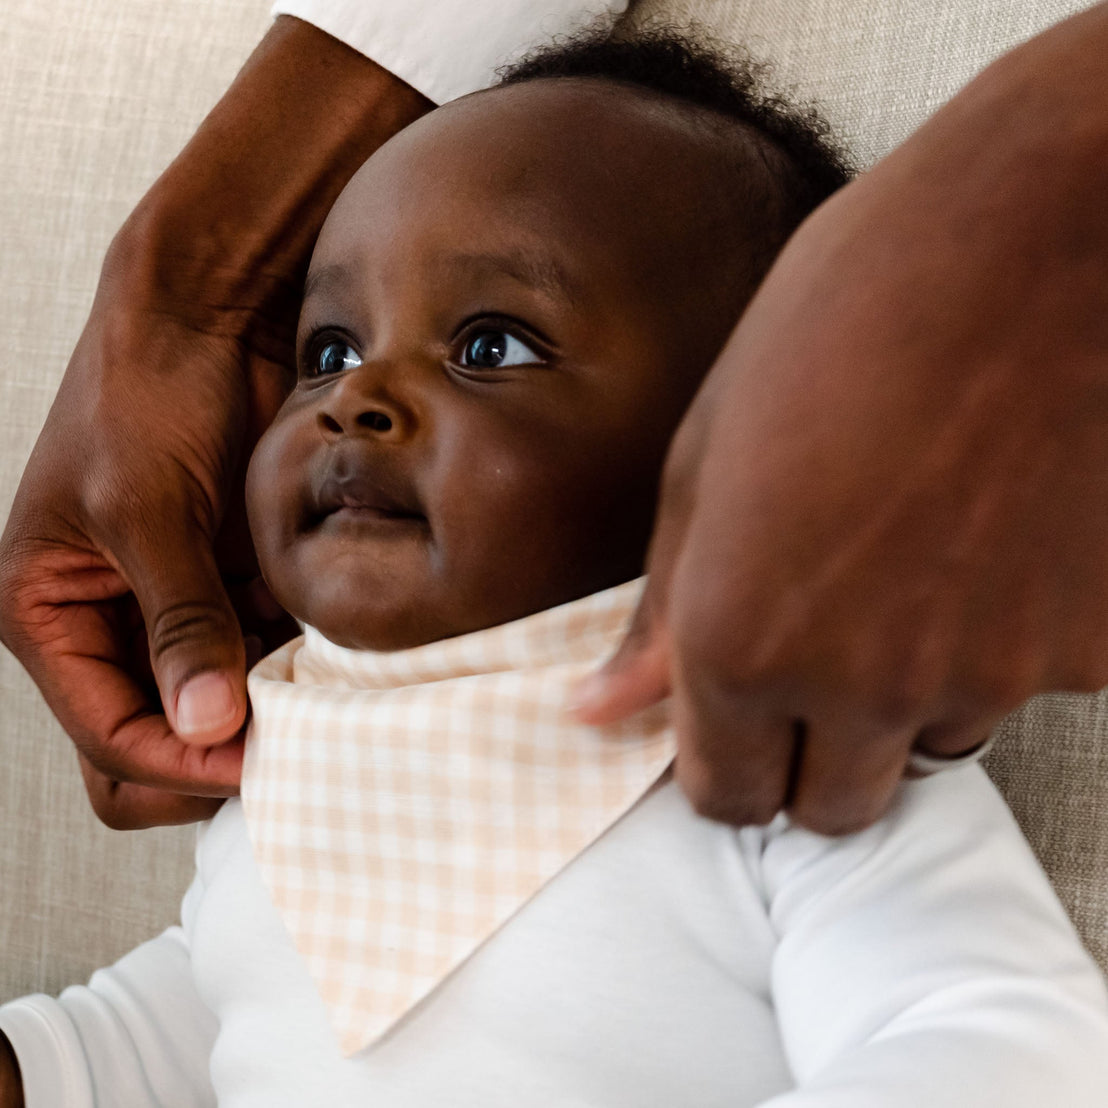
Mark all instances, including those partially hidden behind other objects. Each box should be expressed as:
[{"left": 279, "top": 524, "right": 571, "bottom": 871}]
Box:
[{"left": 499, "top": 26, "right": 854, "bottom": 293}]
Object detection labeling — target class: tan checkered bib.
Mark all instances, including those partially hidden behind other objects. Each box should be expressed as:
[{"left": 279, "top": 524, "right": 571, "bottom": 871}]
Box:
[{"left": 241, "top": 580, "right": 674, "bottom": 1056}]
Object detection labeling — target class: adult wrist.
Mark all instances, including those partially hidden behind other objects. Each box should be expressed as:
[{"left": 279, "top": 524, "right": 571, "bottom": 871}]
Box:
[
  {"left": 105, "top": 15, "right": 433, "bottom": 350},
  {"left": 908, "top": 1, "right": 1108, "bottom": 260}
]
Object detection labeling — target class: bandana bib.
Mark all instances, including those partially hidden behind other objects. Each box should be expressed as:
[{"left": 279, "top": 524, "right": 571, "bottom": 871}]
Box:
[{"left": 241, "top": 580, "right": 674, "bottom": 1056}]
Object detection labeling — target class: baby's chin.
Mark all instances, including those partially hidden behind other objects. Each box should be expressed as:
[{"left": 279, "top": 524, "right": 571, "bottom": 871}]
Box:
[
  {"left": 306, "top": 608, "right": 528, "bottom": 653},
  {"left": 291, "top": 599, "right": 462, "bottom": 653},
  {"left": 286, "top": 579, "right": 629, "bottom": 653},
  {"left": 281, "top": 590, "right": 508, "bottom": 653}
]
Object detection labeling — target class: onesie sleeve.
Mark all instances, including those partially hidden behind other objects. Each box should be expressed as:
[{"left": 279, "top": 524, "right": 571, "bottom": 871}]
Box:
[
  {"left": 269, "top": 0, "right": 630, "bottom": 105},
  {"left": 752, "top": 766, "right": 1108, "bottom": 1107},
  {"left": 0, "top": 845, "right": 217, "bottom": 1108}
]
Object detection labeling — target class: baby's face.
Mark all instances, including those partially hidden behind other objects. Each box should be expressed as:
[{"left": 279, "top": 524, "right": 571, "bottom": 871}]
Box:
[{"left": 247, "top": 80, "right": 735, "bottom": 650}]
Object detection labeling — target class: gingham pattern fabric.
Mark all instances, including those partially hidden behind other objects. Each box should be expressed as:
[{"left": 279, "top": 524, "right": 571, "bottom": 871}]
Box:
[{"left": 241, "top": 579, "right": 674, "bottom": 1056}]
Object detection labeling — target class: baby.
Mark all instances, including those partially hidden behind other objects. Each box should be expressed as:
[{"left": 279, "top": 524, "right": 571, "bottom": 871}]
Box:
[{"left": 2, "top": 28, "right": 1108, "bottom": 1108}]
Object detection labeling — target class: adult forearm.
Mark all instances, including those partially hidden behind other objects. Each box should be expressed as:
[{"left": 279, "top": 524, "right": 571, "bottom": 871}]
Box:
[
  {"left": 0, "top": 14, "right": 433, "bottom": 829},
  {"left": 114, "top": 14, "right": 433, "bottom": 353},
  {"left": 983, "top": 0, "right": 1108, "bottom": 168},
  {"left": 887, "top": 0, "right": 1108, "bottom": 333},
  {"left": 579, "top": 0, "right": 1108, "bottom": 833}
]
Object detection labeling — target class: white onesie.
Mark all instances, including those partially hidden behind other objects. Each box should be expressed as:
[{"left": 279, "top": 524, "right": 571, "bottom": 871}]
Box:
[{"left": 2, "top": 588, "right": 1108, "bottom": 1107}]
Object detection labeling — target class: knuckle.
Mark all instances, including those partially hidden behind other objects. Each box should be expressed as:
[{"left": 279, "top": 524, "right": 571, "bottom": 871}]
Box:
[
  {"left": 913, "top": 725, "right": 985, "bottom": 760},
  {"left": 1062, "top": 668, "right": 1108, "bottom": 696},
  {"left": 796, "top": 809, "right": 868, "bottom": 836},
  {"left": 791, "top": 793, "right": 890, "bottom": 836},
  {"left": 673, "top": 606, "right": 760, "bottom": 694},
  {"left": 678, "top": 762, "right": 781, "bottom": 827},
  {"left": 82, "top": 461, "right": 151, "bottom": 535},
  {"left": 98, "top": 804, "right": 142, "bottom": 832},
  {"left": 0, "top": 576, "right": 22, "bottom": 649},
  {"left": 965, "top": 652, "right": 1040, "bottom": 716},
  {"left": 870, "top": 684, "right": 934, "bottom": 732},
  {"left": 85, "top": 779, "right": 133, "bottom": 830},
  {"left": 0, "top": 525, "right": 37, "bottom": 597},
  {"left": 1048, "top": 644, "right": 1108, "bottom": 695},
  {"left": 84, "top": 466, "right": 214, "bottom": 557},
  {"left": 690, "top": 791, "right": 774, "bottom": 827},
  {"left": 148, "top": 601, "right": 238, "bottom": 662},
  {"left": 855, "top": 646, "right": 944, "bottom": 730},
  {"left": 0, "top": 547, "right": 65, "bottom": 658}
]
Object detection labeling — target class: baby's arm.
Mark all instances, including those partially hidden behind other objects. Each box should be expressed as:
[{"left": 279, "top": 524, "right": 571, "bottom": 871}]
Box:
[
  {"left": 755, "top": 767, "right": 1108, "bottom": 1107},
  {"left": 0, "top": 866, "right": 216, "bottom": 1108}
]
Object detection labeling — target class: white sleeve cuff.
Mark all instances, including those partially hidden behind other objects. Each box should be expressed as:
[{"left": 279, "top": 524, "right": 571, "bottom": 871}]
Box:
[
  {"left": 271, "top": 0, "right": 630, "bottom": 104},
  {"left": 0, "top": 995, "right": 95, "bottom": 1108}
]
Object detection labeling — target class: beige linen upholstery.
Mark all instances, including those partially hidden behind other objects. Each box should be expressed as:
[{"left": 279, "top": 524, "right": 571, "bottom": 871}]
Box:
[
  {"left": 0, "top": 0, "right": 273, "bottom": 1001},
  {"left": 0, "top": 0, "right": 1103, "bottom": 1003}
]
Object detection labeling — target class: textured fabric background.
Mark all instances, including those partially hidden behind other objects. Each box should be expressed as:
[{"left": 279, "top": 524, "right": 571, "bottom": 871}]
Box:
[
  {"left": 0, "top": 0, "right": 273, "bottom": 1001},
  {"left": 0, "top": 0, "right": 1103, "bottom": 1005},
  {"left": 628, "top": 0, "right": 1097, "bottom": 165}
]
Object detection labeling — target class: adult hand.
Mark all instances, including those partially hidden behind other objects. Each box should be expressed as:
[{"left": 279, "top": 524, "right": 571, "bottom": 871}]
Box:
[
  {"left": 576, "top": 2, "right": 1108, "bottom": 833},
  {"left": 0, "top": 17, "right": 432, "bottom": 829}
]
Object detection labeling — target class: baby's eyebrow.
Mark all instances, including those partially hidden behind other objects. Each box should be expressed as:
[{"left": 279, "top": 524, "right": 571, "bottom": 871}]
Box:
[
  {"left": 303, "top": 262, "right": 349, "bottom": 304},
  {"left": 302, "top": 250, "right": 583, "bottom": 309},
  {"left": 439, "top": 249, "right": 582, "bottom": 307}
]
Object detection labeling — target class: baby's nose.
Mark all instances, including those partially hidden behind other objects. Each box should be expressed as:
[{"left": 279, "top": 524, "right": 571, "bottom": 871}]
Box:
[
  {"left": 356, "top": 410, "right": 392, "bottom": 433},
  {"left": 316, "top": 365, "right": 412, "bottom": 439}
]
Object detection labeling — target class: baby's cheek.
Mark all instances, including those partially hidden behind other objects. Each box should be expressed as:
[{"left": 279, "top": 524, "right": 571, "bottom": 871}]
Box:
[
  {"left": 244, "top": 422, "right": 303, "bottom": 584},
  {"left": 244, "top": 437, "right": 279, "bottom": 558},
  {"left": 444, "top": 448, "right": 596, "bottom": 605}
]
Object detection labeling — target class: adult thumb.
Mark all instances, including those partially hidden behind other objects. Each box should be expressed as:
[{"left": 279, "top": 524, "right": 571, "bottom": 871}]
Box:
[
  {"left": 127, "top": 536, "right": 248, "bottom": 747},
  {"left": 571, "top": 388, "right": 706, "bottom": 726},
  {"left": 570, "top": 582, "right": 672, "bottom": 725},
  {"left": 571, "top": 376, "right": 709, "bottom": 726}
]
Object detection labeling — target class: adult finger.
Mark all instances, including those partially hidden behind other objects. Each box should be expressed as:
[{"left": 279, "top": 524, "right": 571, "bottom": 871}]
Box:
[
  {"left": 78, "top": 754, "right": 227, "bottom": 830},
  {"left": 571, "top": 387, "right": 711, "bottom": 724},
  {"left": 787, "top": 721, "right": 916, "bottom": 834},
  {"left": 913, "top": 719, "right": 998, "bottom": 760},
  {"left": 57, "top": 647, "right": 246, "bottom": 793},
  {"left": 570, "top": 589, "right": 671, "bottom": 724},
  {"left": 2, "top": 546, "right": 246, "bottom": 794},
  {"left": 670, "top": 657, "right": 798, "bottom": 826},
  {"left": 112, "top": 516, "right": 249, "bottom": 747}
]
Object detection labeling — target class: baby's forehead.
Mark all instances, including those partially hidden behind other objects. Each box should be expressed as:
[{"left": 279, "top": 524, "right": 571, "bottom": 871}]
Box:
[
  {"left": 320, "top": 76, "right": 745, "bottom": 263},
  {"left": 305, "top": 73, "right": 761, "bottom": 349},
  {"left": 464, "top": 74, "right": 691, "bottom": 119},
  {"left": 447, "top": 75, "right": 731, "bottom": 161}
]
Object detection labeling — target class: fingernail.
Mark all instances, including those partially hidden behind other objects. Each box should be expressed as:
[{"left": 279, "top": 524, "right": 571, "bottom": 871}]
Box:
[{"left": 176, "top": 672, "right": 238, "bottom": 738}]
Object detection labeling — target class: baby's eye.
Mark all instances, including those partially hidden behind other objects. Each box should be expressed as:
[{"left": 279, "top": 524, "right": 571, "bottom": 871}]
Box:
[
  {"left": 311, "top": 340, "right": 362, "bottom": 377},
  {"left": 459, "top": 330, "right": 540, "bottom": 369}
]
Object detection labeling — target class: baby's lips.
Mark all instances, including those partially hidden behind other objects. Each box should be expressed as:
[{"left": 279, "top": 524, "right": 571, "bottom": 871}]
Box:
[{"left": 310, "top": 447, "right": 424, "bottom": 522}]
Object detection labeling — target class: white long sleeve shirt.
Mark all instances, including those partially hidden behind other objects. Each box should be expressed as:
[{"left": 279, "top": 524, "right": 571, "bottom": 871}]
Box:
[
  {"left": 3, "top": 767, "right": 1108, "bottom": 1107},
  {"left": 270, "top": 0, "right": 630, "bottom": 104}
]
